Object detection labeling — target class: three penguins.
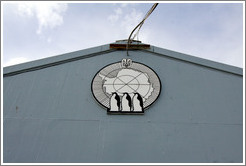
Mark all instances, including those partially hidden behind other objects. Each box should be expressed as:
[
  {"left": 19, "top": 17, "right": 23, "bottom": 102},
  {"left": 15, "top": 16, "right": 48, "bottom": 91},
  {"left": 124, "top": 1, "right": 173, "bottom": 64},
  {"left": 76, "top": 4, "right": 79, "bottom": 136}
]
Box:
[{"left": 108, "top": 92, "right": 143, "bottom": 112}]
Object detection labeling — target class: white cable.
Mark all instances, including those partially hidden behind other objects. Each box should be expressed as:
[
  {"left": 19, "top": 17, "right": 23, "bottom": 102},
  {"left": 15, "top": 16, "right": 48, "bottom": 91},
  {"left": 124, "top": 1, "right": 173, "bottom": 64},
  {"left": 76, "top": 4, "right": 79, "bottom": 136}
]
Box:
[{"left": 126, "top": 3, "right": 159, "bottom": 56}]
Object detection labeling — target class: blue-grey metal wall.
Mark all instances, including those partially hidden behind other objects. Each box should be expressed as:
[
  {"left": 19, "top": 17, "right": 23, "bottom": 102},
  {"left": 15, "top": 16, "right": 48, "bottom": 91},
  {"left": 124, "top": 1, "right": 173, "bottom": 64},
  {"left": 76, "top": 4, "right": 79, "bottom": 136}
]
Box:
[{"left": 3, "top": 45, "right": 243, "bottom": 163}]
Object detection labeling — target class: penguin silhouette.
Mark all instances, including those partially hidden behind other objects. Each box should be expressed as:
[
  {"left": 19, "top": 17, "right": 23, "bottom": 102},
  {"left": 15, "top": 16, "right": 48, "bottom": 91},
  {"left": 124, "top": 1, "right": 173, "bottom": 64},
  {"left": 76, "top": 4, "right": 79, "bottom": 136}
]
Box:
[
  {"left": 132, "top": 93, "right": 143, "bottom": 112},
  {"left": 121, "top": 92, "right": 132, "bottom": 112},
  {"left": 108, "top": 92, "right": 121, "bottom": 112}
]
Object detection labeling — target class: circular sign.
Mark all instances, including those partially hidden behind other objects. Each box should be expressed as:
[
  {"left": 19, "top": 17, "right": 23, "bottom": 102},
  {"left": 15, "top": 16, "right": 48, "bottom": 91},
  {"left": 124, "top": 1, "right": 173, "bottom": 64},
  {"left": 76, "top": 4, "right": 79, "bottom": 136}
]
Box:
[{"left": 91, "top": 59, "right": 161, "bottom": 113}]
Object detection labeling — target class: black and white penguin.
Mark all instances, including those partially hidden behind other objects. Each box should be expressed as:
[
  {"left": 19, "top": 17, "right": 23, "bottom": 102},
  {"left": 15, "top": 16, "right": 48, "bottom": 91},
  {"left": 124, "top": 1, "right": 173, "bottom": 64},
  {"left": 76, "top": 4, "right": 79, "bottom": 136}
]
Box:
[
  {"left": 121, "top": 92, "right": 132, "bottom": 112},
  {"left": 132, "top": 93, "right": 143, "bottom": 112},
  {"left": 108, "top": 92, "right": 121, "bottom": 112}
]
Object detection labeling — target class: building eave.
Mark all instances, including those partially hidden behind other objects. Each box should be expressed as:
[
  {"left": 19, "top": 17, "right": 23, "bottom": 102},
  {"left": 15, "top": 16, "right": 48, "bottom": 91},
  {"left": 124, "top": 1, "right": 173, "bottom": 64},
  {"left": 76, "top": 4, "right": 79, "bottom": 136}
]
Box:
[
  {"left": 146, "top": 45, "right": 243, "bottom": 76},
  {"left": 3, "top": 44, "right": 113, "bottom": 77},
  {"left": 3, "top": 41, "right": 243, "bottom": 77}
]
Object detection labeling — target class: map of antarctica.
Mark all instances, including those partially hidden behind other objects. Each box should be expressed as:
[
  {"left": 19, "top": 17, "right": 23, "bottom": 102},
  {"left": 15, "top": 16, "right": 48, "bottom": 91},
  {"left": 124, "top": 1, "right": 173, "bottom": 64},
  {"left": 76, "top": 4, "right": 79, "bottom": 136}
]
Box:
[{"left": 99, "top": 69, "right": 153, "bottom": 102}]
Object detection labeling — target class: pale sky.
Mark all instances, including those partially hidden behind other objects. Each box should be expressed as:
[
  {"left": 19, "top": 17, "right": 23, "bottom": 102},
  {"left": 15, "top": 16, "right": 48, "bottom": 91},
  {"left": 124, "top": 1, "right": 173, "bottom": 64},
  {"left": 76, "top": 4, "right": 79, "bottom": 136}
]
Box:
[{"left": 2, "top": 1, "right": 244, "bottom": 68}]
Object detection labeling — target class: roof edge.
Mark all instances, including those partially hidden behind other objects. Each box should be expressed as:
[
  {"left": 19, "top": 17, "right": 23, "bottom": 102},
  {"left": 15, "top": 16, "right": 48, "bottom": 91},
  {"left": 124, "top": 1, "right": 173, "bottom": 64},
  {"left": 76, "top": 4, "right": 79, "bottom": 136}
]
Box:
[
  {"left": 3, "top": 42, "right": 243, "bottom": 77},
  {"left": 3, "top": 44, "right": 113, "bottom": 77},
  {"left": 144, "top": 45, "right": 243, "bottom": 76}
]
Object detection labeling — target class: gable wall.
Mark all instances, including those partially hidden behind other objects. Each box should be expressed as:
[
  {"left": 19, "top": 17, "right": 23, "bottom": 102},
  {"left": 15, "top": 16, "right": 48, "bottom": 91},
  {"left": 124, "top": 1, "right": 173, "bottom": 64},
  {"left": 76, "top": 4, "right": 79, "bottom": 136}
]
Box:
[{"left": 3, "top": 50, "right": 243, "bottom": 163}]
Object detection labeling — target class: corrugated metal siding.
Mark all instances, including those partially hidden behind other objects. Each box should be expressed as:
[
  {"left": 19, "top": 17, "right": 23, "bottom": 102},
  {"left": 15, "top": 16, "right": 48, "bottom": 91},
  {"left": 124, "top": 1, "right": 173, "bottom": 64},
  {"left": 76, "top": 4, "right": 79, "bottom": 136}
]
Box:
[{"left": 3, "top": 49, "right": 243, "bottom": 163}]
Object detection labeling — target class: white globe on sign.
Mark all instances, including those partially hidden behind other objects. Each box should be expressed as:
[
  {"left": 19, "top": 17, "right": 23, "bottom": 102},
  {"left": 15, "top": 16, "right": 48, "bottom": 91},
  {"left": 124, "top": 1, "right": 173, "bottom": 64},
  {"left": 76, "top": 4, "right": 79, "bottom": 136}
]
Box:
[{"left": 99, "top": 69, "right": 153, "bottom": 102}]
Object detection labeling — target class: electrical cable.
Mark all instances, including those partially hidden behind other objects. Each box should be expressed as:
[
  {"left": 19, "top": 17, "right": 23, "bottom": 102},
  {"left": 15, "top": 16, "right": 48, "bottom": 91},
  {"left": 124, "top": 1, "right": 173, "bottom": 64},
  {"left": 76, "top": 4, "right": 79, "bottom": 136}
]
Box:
[
  {"left": 126, "top": 3, "right": 159, "bottom": 56},
  {"left": 132, "top": 3, "right": 158, "bottom": 40}
]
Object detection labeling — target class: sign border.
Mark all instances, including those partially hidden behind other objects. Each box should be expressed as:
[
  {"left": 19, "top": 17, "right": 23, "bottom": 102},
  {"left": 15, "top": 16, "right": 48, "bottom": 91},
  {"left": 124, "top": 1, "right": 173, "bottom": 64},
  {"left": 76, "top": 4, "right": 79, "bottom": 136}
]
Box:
[{"left": 91, "top": 60, "right": 162, "bottom": 113}]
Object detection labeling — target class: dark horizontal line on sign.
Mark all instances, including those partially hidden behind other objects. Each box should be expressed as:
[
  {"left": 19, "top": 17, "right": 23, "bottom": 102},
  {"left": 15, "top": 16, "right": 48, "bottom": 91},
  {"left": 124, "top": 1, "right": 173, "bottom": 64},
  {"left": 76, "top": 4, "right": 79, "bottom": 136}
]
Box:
[
  {"left": 110, "top": 44, "right": 150, "bottom": 50},
  {"left": 103, "top": 84, "right": 150, "bottom": 85},
  {"left": 107, "top": 111, "right": 144, "bottom": 115}
]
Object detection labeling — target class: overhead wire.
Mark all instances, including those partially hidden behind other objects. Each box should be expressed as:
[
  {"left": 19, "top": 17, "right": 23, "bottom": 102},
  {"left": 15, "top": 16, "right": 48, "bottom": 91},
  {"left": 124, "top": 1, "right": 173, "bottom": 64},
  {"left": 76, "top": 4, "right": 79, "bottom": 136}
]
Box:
[
  {"left": 132, "top": 3, "right": 158, "bottom": 40},
  {"left": 126, "top": 3, "right": 159, "bottom": 56}
]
